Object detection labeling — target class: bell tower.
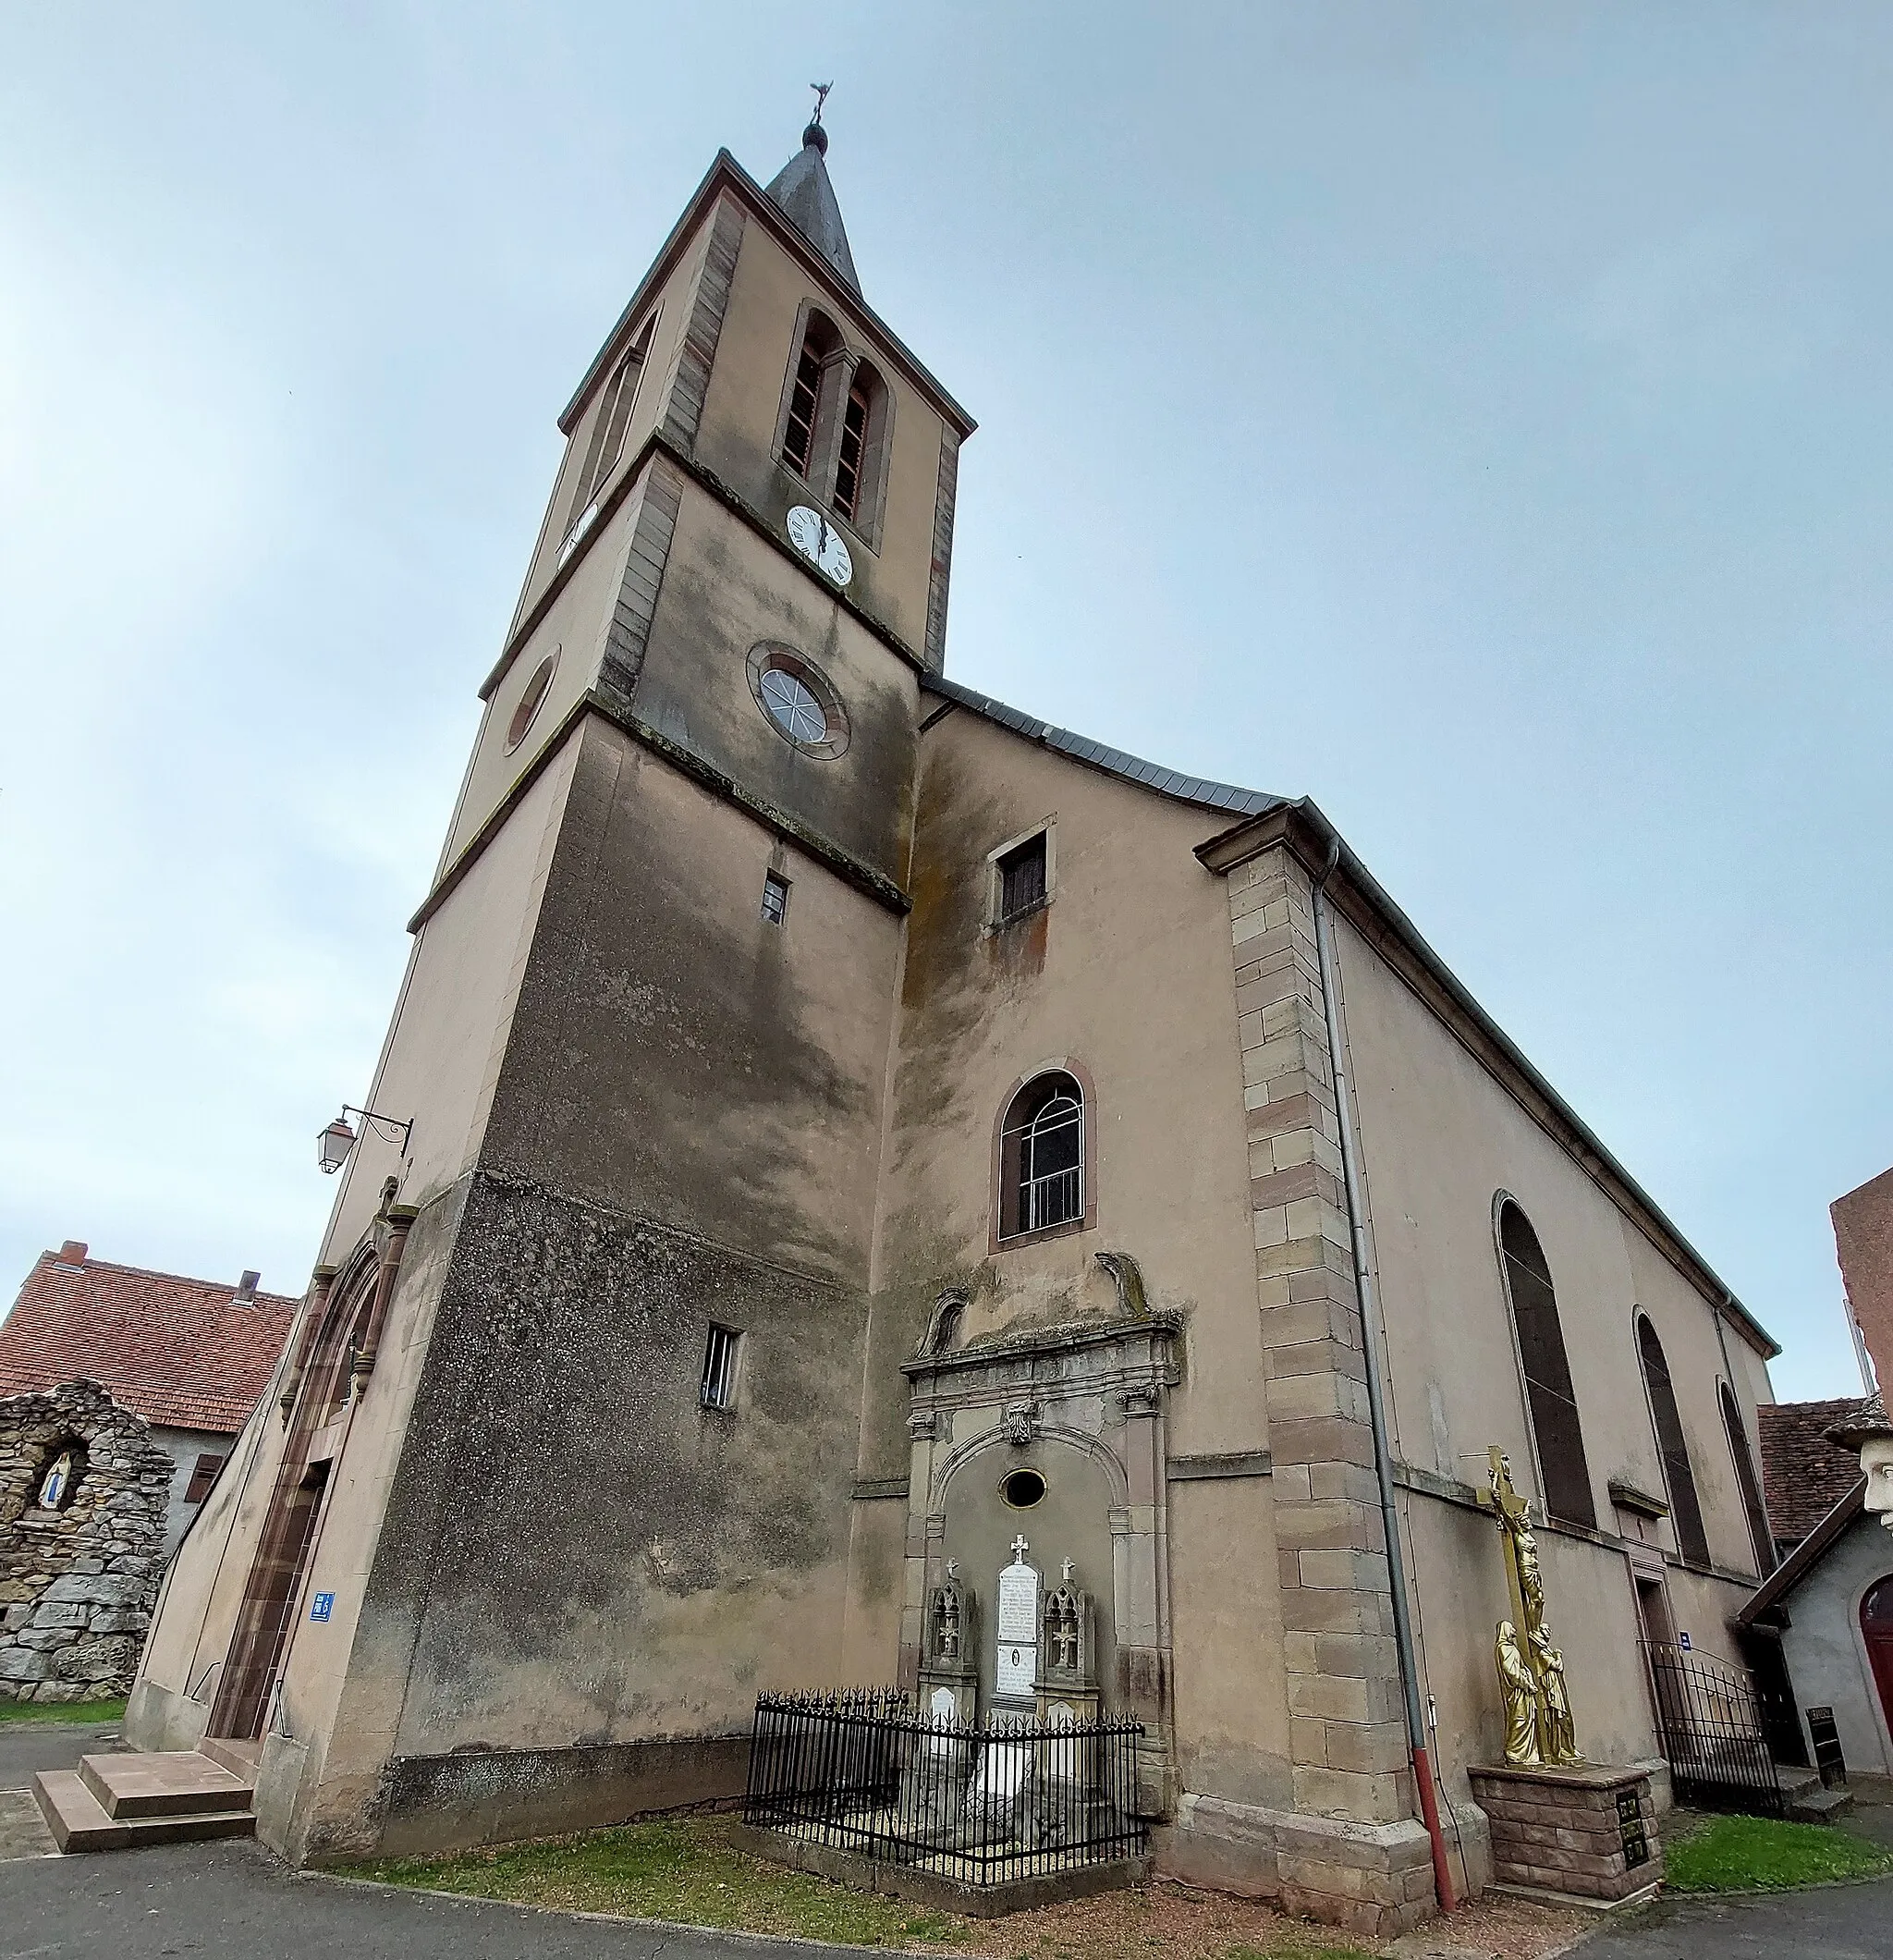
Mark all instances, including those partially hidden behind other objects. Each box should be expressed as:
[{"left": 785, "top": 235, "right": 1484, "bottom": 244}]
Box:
[{"left": 136, "top": 116, "right": 976, "bottom": 1860}]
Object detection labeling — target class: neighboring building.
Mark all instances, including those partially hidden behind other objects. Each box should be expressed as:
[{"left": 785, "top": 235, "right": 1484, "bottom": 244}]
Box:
[
  {"left": 0, "top": 1243, "right": 298, "bottom": 1553},
  {"left": 1757, "top": 1399, "right": 1873, "bottom": 1560},
  {"left": 131, "top": 119, "right": 1785, "bottom": 1932},
  {"left": 1733, "top": 1175, "right": 1893, "bottom": 1786},
  {"left": 1833, "top": 1168, "right": 1893, "bottom": 1392},
  {"left": 1739, "top": 1397, "right": 1891, "bottom": 1781}
]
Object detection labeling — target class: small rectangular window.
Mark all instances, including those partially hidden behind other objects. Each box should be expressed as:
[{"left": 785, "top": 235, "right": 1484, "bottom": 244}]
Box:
[
  {"left": 701, "top": 1325, "right": 741, "bottom": 1411},
  {"left": 761, "top": 871, "right": 790, "bottom": 925},
  {"left": 184, "top": 1454, "right": 226, "bottom": 1504},
  {"left": 995, "top": 832, "right": 1047, "bottom": 922}
]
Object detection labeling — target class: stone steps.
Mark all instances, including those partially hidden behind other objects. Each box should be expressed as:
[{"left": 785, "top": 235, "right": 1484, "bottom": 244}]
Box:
[
  {"left": 1787, "top": 1784, "right": 1856, "bottom": 1824},
  {"left": 31, "top": 1747, "right": 256, "bottom": 1854},
  {"left": 198, "top": 1736, "right": 263, "bottom": 1780}
]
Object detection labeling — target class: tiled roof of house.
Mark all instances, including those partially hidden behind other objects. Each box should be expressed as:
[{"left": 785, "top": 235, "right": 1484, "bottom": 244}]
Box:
[
  {"left": 0, "top": 1243, "right": 299, "bottom": 1434},
  {"left": 1756, "top": 1398, "right": 1870, "bottom": 1546}
]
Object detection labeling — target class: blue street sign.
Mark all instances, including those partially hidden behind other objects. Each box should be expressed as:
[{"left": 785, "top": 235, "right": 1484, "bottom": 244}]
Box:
[
  {"left": 1677, "top": 1630, "right": 1691, "bottom": 1650},
  {"left": 311, "top": 1592, "right": 335, "bottom": 1623}
]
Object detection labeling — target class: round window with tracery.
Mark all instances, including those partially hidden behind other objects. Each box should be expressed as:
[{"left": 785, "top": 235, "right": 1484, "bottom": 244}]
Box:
[{"left": 747, "top": 643, "right": 849, "bottom": 760}]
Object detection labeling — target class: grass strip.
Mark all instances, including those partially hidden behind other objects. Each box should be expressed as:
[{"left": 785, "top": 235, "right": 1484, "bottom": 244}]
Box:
[
  {"left": 1663, "top": 1811, "right": 1893, "bottom": 1892},
  {"left": 0, "top": 1695, "right": 128, "bottom": 1726},
  {"left": 348, "top": 1816, "right": 970, "bottom": 1948}
]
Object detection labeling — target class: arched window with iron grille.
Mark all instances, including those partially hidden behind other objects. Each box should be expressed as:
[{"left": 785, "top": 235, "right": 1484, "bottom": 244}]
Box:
[
  {"left": 1637, "top": 1314, "right": 1710, "bottom": 1566},
  {"left": 1496, "top": 1200, "right": 1596, "bottom": 1528},
  {"left": 998, "top": 1072, "right": 1086, "bottom": 1242}
]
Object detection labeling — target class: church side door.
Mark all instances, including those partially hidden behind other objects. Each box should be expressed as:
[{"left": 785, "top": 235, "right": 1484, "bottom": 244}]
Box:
[{"left": 1863, "top": 1574, "right": 1893, "bottom": 1741}]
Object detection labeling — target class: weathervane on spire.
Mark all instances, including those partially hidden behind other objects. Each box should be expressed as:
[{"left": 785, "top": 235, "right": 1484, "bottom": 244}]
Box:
[{"left": 800, "top": 81, "right": 834, "bottom": 155}]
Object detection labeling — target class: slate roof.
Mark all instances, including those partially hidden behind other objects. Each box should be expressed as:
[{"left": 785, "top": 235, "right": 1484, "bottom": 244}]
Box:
[
  {"left": 1756, "top": 1398, "right": 1871, "bottom": 1546},
  {"left": 763, "top": 124, "right": 860, "bottom": 295},
  {"left": 922, "top": 675, "right": 1283, "bottom": 820},
  {"left": 0, "top": 1246, "right": 299, "bottom": 1434}
]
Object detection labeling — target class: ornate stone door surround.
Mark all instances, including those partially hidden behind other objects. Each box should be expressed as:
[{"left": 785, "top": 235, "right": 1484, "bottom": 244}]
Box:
[{"left": 899, "top": 1293, "right": 1180, "bottom": 1815}]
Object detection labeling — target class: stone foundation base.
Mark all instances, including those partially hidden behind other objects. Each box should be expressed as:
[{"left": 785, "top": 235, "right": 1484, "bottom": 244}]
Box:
[
  {"left": 124, "top": 1679, "right": 212, "bottom": 1755},
  {"left": 729, "top": 1823, "right": 1149, "bottom": 1917},
  {"left": 1466, "top": 1762, "right": 1660, "bottom": 1903},
  {"left": 1154, "top": 1793, "right": 1442, "bottom": 1937},
  {"left": 368, "top": 1735, "right": 751, "bottom": 1858}
]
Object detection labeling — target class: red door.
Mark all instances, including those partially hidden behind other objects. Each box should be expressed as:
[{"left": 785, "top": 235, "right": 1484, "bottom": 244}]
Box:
[{"left": 1863, "top": 1574, "right": 1893, "bottom": 1739}]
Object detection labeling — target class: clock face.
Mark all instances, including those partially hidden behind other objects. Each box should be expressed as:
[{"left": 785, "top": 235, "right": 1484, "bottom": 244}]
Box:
[{"left": 786, "top": 505, "right": 852, "bottom": 586}]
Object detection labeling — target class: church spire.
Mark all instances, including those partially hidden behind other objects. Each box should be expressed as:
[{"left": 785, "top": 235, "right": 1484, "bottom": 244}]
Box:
[{"left": 763, "top": 85, "right": 861, "bottom": 296}]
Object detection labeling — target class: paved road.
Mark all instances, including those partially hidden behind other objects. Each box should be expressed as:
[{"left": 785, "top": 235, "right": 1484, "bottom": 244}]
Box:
[
  {"left": 0, "top": 1720, "right": 124, "bottom": 1865},
  {"left": 0, "top": 1837, "right": 837, "bottom": 1959},
  {"left": 1579, "top": 1877, "right": 1893, "bottom": 1959},
  {"left": 0, "top": 1721, "right": 122, "bottom": 1793},
  {"left": 4, "top": 1733, "right": 1890, "bottom": 1960}
]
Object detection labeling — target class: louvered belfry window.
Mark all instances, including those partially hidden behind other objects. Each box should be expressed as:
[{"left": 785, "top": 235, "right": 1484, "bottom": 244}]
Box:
[
  {"left": 833, "top": 369, "right": 873, "bottom": 520},
  {"left": 1497, "top": 1203, "right": 1597, "bottom": 1528},
  {"left": 1638, "top": 1316, "right": 1710, "bottom": 1565},
  {"left": 782, "top": 340, "right": 823, "bottom": 477},
  {"left": 561, "top": 311, "right": 654, "bottom": 560}
]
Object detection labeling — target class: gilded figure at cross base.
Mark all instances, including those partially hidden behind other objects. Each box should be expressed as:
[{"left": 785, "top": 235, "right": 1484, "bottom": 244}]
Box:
[
  {"left": 1494, "top": 1622, "right": 1540, "bottom": 1765},
  {"left": 1485, "top": 1446, "right": 1582, "bottom": 1765}
]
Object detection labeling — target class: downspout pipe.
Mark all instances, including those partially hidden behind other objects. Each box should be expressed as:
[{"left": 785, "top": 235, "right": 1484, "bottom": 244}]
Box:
[{"left": 1311, "top": 836, "right": 1458, "bottom": 1914}]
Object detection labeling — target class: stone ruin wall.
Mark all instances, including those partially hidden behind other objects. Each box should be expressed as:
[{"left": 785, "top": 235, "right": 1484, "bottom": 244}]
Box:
[{"left": 0, "top": 1378, "right": 172, "bottom": 1702}]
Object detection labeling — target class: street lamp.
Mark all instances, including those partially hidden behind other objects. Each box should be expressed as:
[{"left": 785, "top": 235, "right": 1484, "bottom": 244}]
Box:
[{"left": 317, "top": 1105, "right": 414, "bottom": 1175}]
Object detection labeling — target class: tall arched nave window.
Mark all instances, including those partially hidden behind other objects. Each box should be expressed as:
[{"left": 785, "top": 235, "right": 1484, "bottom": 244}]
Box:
[
  {"left": 1636, "top": 1314, "right": 1710, "bottom": 1567},
  {"left": 1496, "top": 1200, "right": 1596, "bottom": 1529}
]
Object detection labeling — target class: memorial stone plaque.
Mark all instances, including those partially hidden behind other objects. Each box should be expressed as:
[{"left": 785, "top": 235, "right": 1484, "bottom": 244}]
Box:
[
  {"left": 1615, "top": 1787, "right": 1649, "bottom": 1868},
  {"left": 995, "top": 1537, "right": 1039, "bottom": 1699}
]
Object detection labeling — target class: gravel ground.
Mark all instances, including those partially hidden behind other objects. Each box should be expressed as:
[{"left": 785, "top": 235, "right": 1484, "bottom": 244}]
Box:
[{"left": 930, "top": 1875, "right": 1588, "bottom": 1960}]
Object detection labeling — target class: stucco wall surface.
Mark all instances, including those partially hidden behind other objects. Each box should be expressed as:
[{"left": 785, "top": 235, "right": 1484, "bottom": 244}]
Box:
[
  {"left": 632, "top": 482, "right": 920, "bottom": 882},
  {"left": 1778, "top": 1513, "right": 1893, "bottom": 1777},
  {"left": 482, "top": 717, "right": 904, "bottom": 1286},
  {"left": 875, "top": 705, "right": 1261, "bottom": 1459},
  {"left": 320, "top": 736, "right": 579, "bottom": 1271},
  {"left": 865, "top": 705, "right": 1277, "bottom": 1785},
  {"left": 149, "top": 1422, "right": 233, "bottom": 1555}
]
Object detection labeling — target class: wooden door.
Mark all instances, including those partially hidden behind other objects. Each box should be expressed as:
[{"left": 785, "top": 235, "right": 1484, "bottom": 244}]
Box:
[{"left": 1863, "top": 1574, "right": 1893, "bottom": 1737}]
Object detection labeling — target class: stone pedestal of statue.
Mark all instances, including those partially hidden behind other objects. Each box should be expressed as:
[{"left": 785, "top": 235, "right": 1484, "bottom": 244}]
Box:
[{"left": 1467, "top": 1762, "right": 1662, "bottom": 1904}]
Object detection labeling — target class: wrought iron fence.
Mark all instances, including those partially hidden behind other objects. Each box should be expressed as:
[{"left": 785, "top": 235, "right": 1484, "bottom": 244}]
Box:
[
  {"left": 744, "top": 1689, "right": 1147, "bottom": 1883},
  {"left": 1644, "top": 1642, "right": 1783, "bottom": 1816}
]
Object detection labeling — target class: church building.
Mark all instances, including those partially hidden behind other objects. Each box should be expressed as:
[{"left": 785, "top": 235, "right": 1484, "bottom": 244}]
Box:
[{"left": 129, "top": 117, "right": 1784, "bottom": 1932}]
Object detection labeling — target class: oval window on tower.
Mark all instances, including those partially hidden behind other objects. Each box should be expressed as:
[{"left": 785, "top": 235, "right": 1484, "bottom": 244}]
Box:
[
  {"left": 506, "top": 648, "right": 558, "bottom": 753},
  {"left": 747, "top": 643, "right": 849, "bottom": 760},
  {"left": 1000, "top": 1468, "right": 1046, "bottom": 1510}
]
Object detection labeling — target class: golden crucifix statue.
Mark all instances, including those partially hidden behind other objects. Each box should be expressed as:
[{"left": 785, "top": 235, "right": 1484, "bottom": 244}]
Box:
[{"left": 1485, "top": 1446, "right": 1581, "bottom": 1765}]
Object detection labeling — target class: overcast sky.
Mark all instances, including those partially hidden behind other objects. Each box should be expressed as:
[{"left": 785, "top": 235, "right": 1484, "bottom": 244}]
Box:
[{"left": 1, "top": 4, "right": 1887, "bottom": 1398}]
